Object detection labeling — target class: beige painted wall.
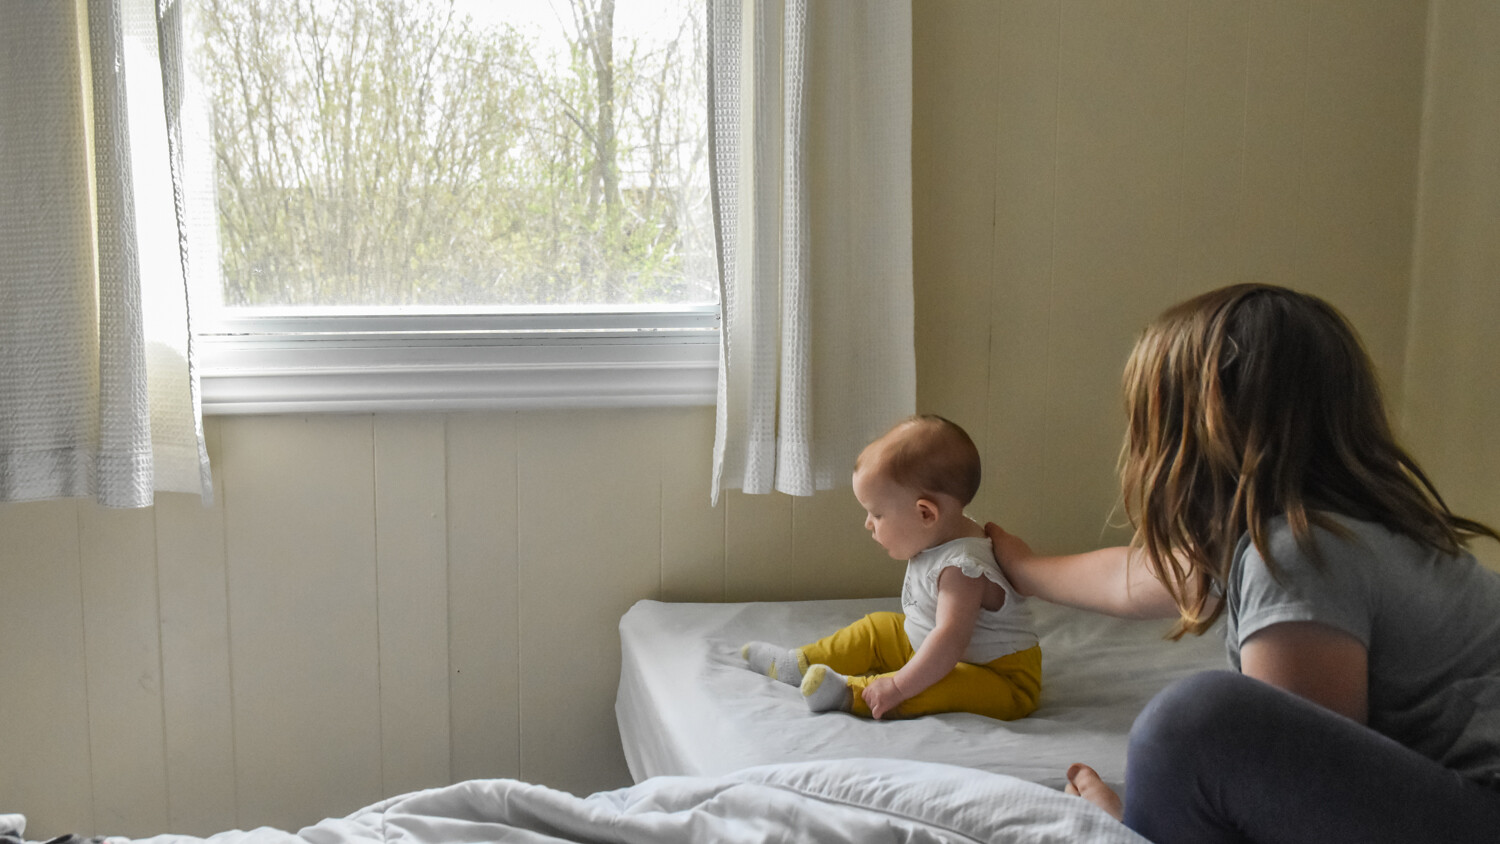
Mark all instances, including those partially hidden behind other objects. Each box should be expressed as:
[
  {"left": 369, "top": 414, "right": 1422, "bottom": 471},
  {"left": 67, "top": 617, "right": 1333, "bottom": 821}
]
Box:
[
  {"left": 1404, "top": 0, "right": 1500, "bottom": 572},
  {"left": 913, "top": 0, "right": 1426, "bottom": 550},
  {"left": 5, "top": 0, "right": 1494, "bottom": 839}
]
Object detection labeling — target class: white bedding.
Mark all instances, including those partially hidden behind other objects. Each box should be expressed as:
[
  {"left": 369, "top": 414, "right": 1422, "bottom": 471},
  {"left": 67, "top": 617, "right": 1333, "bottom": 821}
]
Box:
[
  {"left": 56, "top": 758, "right": 1149, "bottom": 844},
  {"left": 1, "top": 599, "right": 1219, "bottom": 844},
  {"left": 616, "top": 597, "right": 1226, "bottom": 792}
]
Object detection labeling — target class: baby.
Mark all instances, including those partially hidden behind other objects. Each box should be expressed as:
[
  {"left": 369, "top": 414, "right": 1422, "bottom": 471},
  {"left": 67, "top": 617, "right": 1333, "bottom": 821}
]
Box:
[{"left": 742, "top": 415, "right": 1041, "bottom": 720}]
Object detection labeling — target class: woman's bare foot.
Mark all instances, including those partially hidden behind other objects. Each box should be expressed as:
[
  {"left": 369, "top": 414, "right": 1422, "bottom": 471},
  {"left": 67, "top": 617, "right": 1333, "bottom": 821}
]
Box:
[{"left": 1064, "top": 763, "right": 1124, "bottom": 821}]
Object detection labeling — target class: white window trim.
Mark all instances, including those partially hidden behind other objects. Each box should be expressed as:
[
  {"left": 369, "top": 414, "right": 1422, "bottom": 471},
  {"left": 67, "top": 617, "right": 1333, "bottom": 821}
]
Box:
[{"left": 196, "top": 306, "right": 720, "bottom": 415}]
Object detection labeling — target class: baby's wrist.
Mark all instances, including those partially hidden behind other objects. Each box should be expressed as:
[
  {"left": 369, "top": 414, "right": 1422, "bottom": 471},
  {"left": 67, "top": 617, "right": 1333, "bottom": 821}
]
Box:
[{"left": 886, "top": 676, "right": 909, "bottom": 699}]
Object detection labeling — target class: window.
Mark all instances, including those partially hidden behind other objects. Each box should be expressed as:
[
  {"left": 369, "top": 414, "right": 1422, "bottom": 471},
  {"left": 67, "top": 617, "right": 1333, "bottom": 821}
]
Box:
[{"left": 188, "top": 0, "right": 717, "bottom": 412}]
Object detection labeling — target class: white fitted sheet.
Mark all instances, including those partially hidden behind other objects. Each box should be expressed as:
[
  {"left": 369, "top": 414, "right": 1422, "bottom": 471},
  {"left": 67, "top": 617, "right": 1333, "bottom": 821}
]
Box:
[{"left": 615, "top": 597, "right": 1227, "bottom": 792}]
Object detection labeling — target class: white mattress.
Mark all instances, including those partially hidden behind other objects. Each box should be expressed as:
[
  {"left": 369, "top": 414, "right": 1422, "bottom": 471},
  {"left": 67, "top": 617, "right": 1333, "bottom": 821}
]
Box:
[{"left": 616, "top": 597, "right": 1226, "bottom": 792}]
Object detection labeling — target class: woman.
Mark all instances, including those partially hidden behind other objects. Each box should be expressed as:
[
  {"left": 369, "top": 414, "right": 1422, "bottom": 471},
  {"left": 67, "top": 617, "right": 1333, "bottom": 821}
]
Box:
[{"left": 989, "top": 284, "right": 1500, "bottom": 842}]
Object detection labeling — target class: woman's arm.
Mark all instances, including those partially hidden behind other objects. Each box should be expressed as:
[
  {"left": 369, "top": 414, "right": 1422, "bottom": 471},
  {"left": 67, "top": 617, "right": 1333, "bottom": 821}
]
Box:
[
  {"left": 1240, "top": 621, "right": 1369, "bottom": 723},
  {"left": 985, "top": 523, "right": 1185, "bottom": 620},
  {"left": 861, "top": 567, "right": 984, "bottom": 719}
]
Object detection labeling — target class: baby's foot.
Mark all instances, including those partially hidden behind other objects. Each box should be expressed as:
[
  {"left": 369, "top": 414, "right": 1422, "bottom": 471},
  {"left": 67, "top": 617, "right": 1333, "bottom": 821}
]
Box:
[
  {"left": 741, "top": 642, "right": 808, "bottom": 685},
  {"left": 800, "top": 664, "right": 852, "bottom": 713}
]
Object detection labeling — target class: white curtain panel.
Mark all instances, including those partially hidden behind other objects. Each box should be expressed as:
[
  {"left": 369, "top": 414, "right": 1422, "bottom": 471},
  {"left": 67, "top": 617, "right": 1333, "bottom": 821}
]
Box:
[
  {"left": 0, "top": 0, "right": 212, "bottom": 507},
  {"left": 708, "top": 0, "right": 916, "bottom": 503}
]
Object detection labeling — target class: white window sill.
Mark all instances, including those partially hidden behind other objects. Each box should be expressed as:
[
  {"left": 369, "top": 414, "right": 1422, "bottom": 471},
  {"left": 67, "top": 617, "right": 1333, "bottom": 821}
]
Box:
[{"left": 196, "top": 308, "right": 719, "bottom": 415}]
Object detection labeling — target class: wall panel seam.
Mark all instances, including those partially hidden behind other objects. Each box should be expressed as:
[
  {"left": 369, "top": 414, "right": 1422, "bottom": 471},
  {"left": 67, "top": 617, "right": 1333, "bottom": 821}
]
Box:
[
  {"left": 152, "top": 511, "right": 173, "bottom": 830},
  {"left": 74, "top": 502, "right": 98, "bottom": 835},
  {"left": 371, "top": 416, "right": 387, "bottom": 798}
]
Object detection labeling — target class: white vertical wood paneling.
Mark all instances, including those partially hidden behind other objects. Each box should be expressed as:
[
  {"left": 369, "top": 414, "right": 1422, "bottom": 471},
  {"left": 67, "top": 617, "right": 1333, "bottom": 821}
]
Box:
[
  {"left": 516, "top": 409, "right": 660, "bottom": 795},
  {"left": 445, "top": 412, "right": 521, "bottom": 781},
  {"left": 658, "top": 407, "right": 726, "bottom": 602},
  {"left": 221, "top": 415, "right": 382, "bottom": 829},
  {"left": 0, "top": 500, "right": 94, "bottom": 839},
  {"left": 373, "top": 415, "right": 451, "bottom": 796},
  {"left": 78, "top": 503, "right": 170, "bottom": 837},
  {"left": 154, "top": 421, "right": 237, "bottom": 836},
  {"left": 724, "top": 490, "right": 794, "bottom": 601},
  {"left": 791, "top": 490, "right": 897, "bottom": 600}
]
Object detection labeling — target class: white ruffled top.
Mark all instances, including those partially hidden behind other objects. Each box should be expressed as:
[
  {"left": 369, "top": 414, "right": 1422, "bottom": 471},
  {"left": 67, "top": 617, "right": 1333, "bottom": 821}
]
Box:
[{"left": 900, "top": 536, "right": 1039, "bottom": 664}]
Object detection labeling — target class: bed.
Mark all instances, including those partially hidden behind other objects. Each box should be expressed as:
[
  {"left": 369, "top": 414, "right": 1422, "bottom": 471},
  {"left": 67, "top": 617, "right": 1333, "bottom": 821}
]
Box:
[
  {"left": 616, "top": 596, "right": 1227, "bottom": 793},
  {"left": 6, "top": 598, "right": 1224, "bottom": 844},
  {"left": 6, "top": 757, "right": 1152, "bottom": 844}
]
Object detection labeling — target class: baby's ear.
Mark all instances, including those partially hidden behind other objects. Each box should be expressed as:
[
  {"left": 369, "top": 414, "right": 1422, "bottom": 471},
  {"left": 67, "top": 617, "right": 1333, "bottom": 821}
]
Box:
[{"left": 915, "top": 497, "right": 941, "bottom": 524}]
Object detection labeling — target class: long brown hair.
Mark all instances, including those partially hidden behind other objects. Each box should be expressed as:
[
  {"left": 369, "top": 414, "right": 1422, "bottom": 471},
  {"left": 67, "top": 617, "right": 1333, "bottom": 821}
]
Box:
[{"left": 1120, "top": 284, "right": 1498, "bottom": 638}]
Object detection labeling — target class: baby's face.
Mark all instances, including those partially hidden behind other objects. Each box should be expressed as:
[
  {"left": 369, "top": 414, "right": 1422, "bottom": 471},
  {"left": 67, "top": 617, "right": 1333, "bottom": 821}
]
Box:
[{"left": 852, "top": 468, "right": 929, "bottom": 561}]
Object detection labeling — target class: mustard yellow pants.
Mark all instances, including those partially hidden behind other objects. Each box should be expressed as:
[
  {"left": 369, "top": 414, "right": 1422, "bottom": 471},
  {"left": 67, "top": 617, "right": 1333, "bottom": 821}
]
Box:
[{"left": 800, "top": 611, "right": 1042, "bottom": 721}]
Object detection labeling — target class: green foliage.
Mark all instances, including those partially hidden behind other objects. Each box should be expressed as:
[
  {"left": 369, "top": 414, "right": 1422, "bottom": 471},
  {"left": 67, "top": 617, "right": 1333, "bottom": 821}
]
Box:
[{"left": 194, "top": 0, "right": 713, "bottom": 307}]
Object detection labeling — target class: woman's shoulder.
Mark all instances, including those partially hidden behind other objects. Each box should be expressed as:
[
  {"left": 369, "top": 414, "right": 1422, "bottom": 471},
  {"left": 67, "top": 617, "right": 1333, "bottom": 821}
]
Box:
[
  {"left": 1235, "top": 512, "right": 1494, "bottom": 597},
  {"left": 1225, "top": 515, "right": 1392, "bottom": 656},
  {"left": 1246, "top": 512, "right": 1429, "bottom": 565}
]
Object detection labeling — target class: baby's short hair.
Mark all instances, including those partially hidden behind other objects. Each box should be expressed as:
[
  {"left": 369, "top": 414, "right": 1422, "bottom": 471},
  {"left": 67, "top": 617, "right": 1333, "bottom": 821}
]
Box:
[{"left": 857, "top": 414, "right": 981, "bottom": 505}]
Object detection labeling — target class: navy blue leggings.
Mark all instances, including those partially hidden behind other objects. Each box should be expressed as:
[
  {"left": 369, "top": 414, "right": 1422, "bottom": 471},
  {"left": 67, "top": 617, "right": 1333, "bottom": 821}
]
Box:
[{"left": 1124, "top": 671, "right": 1500, "bottom": 843}]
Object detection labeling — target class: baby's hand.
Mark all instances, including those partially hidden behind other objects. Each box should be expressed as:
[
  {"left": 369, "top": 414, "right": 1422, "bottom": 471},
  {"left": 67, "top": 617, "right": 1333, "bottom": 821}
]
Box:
[{"left": 862, "top": 676, "right": 907, "bottom": 720}]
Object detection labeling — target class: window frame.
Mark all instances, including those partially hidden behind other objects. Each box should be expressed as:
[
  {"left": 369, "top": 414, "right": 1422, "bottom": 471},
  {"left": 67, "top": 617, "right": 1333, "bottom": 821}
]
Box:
[{"left": 195, "top": 306, "right": 720, "bottom": 414}]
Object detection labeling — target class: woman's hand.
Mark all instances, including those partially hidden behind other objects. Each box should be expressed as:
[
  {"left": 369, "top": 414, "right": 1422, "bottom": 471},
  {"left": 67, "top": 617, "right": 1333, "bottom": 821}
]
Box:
[
  {"left": 985, "top": 522, "right": 1035, "bottom": 577},
  {"left": 981, "top": 523, "right": 1181, "bottom": 619}
]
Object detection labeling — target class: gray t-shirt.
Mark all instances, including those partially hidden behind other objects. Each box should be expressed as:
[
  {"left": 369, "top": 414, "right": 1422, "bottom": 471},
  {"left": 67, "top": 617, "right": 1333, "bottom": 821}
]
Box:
[{"left": 1226, "top": 514, "right": 1500, "bottom": 786}]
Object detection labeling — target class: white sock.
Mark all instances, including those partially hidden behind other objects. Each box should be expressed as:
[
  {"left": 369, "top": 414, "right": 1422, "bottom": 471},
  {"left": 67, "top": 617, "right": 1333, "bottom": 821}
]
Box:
[
  {"left": 801, "top": 664, "right": 852, "bottom": 713},
  {"left": 741, "top": 641, "right": 808, "bottom": 685}
]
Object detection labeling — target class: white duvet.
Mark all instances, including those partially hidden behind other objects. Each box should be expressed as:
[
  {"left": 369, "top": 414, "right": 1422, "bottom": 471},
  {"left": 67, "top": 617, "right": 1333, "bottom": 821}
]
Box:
[{"left": 59, "top": 758, "right": 1146, "bottom": 844}]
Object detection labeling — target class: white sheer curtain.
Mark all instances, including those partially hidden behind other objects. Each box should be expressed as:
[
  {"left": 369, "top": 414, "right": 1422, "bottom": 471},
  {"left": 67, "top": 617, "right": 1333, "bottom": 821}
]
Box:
[
  {"left": 0, "top": 0, "right": 213, "bottom": 507},
  {"left": 708, "top": 0, "right": 915, "bottom": 503}
]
